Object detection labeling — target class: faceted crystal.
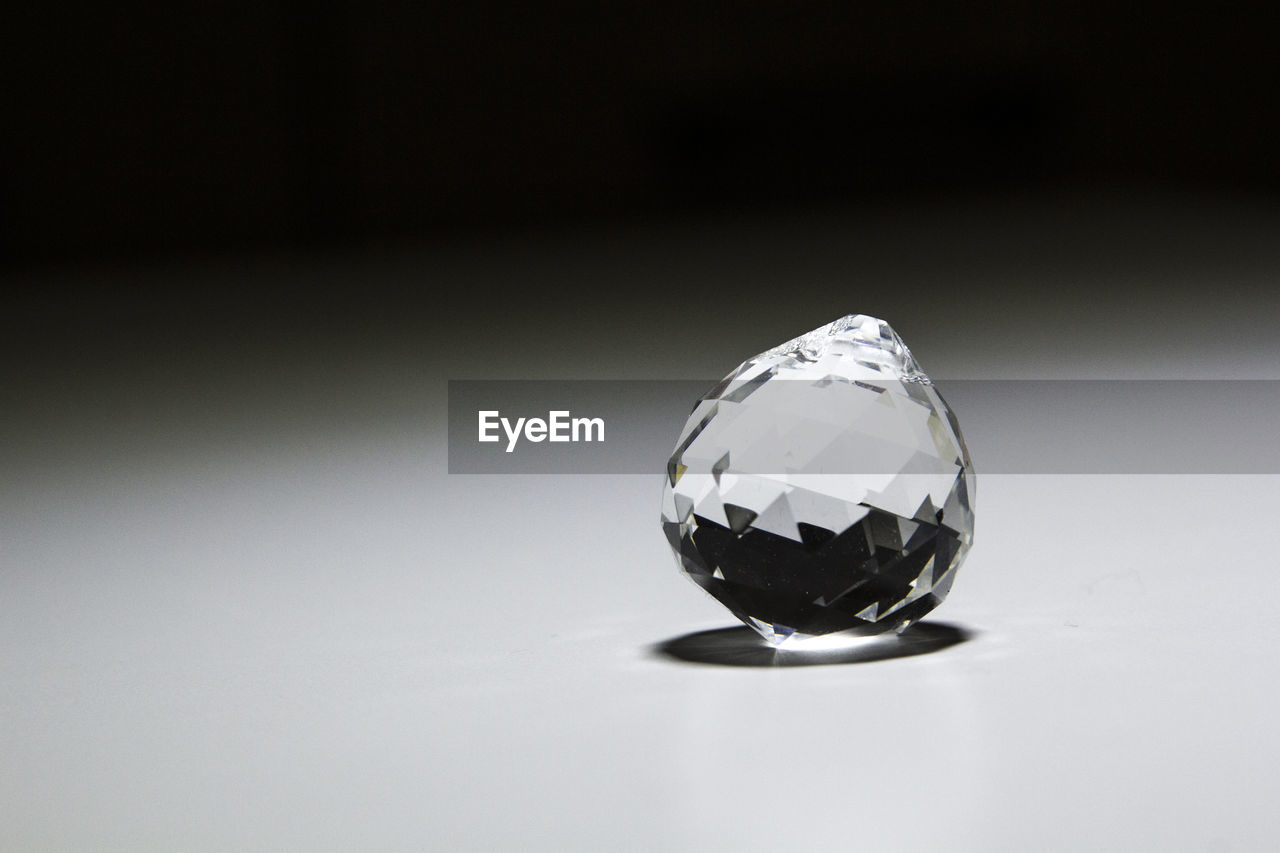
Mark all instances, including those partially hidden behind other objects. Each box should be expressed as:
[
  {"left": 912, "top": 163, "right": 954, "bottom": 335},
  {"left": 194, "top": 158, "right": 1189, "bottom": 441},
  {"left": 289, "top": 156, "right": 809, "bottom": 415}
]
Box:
[{"left": 660, "top": 315, "right": 975, "bottom": 645}]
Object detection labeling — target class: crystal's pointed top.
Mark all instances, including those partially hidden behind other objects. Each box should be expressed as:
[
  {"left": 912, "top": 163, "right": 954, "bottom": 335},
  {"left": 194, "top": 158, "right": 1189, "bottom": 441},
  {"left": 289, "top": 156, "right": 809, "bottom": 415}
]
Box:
[{"left": 759, "top": 314, "right": 928, "bottom": 382}]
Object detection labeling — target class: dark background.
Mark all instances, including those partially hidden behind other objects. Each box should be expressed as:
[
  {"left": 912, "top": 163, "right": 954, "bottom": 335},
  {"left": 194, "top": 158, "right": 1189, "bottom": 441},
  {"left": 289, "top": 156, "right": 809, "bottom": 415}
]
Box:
[{"left": 5, "top": 1, "right": 1279, "bottom": 269}]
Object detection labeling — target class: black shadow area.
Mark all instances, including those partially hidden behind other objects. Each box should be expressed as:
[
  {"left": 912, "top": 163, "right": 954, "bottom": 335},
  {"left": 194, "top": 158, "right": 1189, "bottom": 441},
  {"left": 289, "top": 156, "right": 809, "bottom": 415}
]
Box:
[{"left": 652, "top": 622, "right": 974, "bottom": 667}]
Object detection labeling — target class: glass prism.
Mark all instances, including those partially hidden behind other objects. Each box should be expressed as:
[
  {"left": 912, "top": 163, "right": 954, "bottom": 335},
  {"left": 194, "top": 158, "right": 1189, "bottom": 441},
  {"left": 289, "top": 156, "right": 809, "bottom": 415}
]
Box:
[{"left": 660, "top": 315, "right": 976, "bottom": 645}]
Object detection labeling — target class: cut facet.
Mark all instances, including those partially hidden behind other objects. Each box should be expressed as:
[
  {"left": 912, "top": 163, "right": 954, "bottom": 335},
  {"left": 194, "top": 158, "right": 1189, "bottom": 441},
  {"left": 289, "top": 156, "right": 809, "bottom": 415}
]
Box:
[{"left": 660, "top": 314, "right": 975, "bottom": 644}]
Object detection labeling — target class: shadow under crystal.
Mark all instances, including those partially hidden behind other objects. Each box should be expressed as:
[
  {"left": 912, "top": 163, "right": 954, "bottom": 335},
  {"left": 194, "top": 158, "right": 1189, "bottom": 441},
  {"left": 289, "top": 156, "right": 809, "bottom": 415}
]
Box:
[{"left": 651, "top": 621, "right": 974, "bottom": 667}]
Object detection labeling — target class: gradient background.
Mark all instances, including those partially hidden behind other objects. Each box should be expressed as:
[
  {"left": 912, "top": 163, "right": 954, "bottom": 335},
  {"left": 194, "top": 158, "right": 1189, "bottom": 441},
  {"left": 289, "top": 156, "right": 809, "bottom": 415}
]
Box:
[{"left": 4, "top": 4, "right": 1280, "bottom": 850}]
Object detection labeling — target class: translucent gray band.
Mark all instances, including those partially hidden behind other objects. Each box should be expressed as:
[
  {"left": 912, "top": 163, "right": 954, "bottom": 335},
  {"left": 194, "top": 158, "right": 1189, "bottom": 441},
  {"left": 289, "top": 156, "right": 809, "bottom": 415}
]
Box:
[{"left": 448, "top": 379, "right": 1280, "bottom": 474}]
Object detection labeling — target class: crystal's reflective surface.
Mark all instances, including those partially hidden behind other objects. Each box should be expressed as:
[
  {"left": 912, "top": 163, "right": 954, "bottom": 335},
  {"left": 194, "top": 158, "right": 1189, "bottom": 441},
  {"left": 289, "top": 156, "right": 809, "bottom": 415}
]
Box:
[{"left": 660, "top": 315, "right": 975, "bottom": 645}]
